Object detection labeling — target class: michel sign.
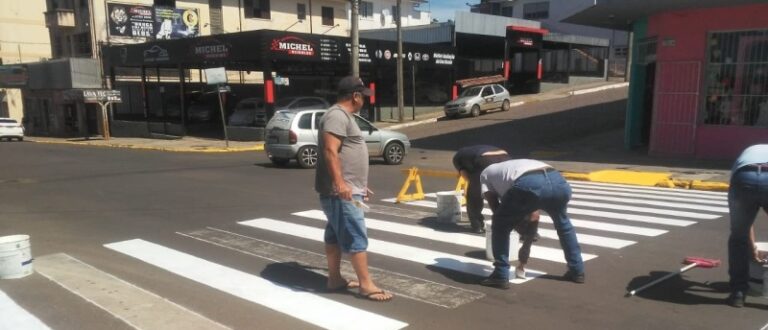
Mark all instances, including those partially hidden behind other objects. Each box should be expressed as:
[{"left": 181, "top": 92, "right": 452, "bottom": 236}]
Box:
[{"left": 270, "top": 36, "right": 315, "bottom": 57}]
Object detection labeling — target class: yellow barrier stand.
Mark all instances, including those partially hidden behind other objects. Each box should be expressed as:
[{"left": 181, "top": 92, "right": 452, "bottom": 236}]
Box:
[{"left": 396, "top": 167, "right": 469, "bottom": 204}]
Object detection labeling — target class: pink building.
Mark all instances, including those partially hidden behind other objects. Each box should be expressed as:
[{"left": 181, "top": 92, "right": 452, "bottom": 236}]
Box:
[{"left": 566, "top": 1, "right": 768, "bottom": 160}]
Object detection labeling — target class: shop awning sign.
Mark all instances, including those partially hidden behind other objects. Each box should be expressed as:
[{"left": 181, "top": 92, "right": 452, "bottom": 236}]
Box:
[{"left": 83, "top": 90, "right": 122, "bottom": 103}]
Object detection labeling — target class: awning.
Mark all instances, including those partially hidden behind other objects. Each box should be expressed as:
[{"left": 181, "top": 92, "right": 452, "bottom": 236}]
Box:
[{"left": 456, "top": 75, "right": 506, "bottom": 88}]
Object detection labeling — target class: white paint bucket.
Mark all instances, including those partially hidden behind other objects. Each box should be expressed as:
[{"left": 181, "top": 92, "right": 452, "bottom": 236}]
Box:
[
  {"left": 748, "top": 242, "right": 768, "bottom": 298},
  {"left": 0, "top": 235, "right": 33, "bottom": 279},
  {"left": 484, "top": 221, "right": 519, "bottom": 262},
  {"left": 435, "top": 191, "right": 462, "bottom": 224}
]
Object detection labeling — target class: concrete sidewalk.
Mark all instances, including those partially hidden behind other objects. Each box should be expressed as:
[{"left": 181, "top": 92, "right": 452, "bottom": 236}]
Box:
[{"left": 29, "top": 136, "right": 264, "bottom": 153}]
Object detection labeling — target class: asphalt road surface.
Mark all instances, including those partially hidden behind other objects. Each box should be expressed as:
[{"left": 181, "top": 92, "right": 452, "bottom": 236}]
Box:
[{"left": 1, "top": 91, "right": 766, "bottom": 330}]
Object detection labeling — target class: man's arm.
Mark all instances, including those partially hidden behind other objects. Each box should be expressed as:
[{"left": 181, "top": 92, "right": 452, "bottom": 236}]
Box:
[
  {"left": 323, "top": 131, "right": 351, "bottom": 200},
  {"left": 484, "top": 191, "right": 500, "bottom": 213}
]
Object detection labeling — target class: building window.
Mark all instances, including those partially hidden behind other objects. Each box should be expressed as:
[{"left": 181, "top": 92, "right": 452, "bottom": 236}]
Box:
[
  {"left": 412, "top": 2, "right": 421, "bottom": 18},
  {"left": 360, "top": 1, "right": 373, "bottom": 19},
  {"left": 523, "top": 2, "right": 549, "bottom": 20},
  {"left": 321, "top": 6, "right": 333, "bottom": 26},
  {"left": 153, "top": 0, "right": 175, "bottom": 7},
  {"left": 297, "top": 3, "right": 306, "bottom": 20},
  {"left": 614, "top": 47, "right": 628, "bottom": 57},
  {"left": 501, "top": 6, "right": 514, "bottom": 17},
  {"left": 75, "top": 32, "right": 91, "bottom": 55},
  {"left": 703, "top": 29, "right": 768, "bottom": 127},
  {"left": 244, "top": 0, "right": 270, "bottom": 19}
]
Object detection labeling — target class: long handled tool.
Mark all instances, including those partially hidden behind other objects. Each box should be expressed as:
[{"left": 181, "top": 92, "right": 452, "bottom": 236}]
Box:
[{"left": 627, "top": 257, "right": 721, "bottom": 297}]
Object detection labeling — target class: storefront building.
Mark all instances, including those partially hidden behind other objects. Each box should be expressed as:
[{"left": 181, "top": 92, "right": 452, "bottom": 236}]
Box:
[{"left": 566, "top": 1, "right": 768, "bottom": 159}]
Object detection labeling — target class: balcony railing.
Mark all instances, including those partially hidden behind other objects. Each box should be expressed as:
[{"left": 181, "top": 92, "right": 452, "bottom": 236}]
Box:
[{"left": 45, "top": 9, "right": 76, "bottom": 29}]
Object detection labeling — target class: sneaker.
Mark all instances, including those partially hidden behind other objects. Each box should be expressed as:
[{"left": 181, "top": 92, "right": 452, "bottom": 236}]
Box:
[
  {"left": 471, "top": 226, "right": 486, "bottom": 234},
  {"left": 514, "top": 267, "right": 526, "bottom": 279},
  {"left": 480, "top": 277, "right": 510, "bottom": 289},
  {"left": 727, "top": 291, "right": 745, "bottom": 308},
  {"left": 563, "top": 270, "right": 585, "bottom": 284}
]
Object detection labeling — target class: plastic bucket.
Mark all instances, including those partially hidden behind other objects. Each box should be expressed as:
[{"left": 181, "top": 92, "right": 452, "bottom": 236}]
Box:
[
  {"left": 436, "top": 191, "right": 462, "bottom": 224},
  {"left": 0, "top": 235, "right": 33, "bottom": 279},
  {"left": 748, "top": 242, "right": 768, "bottom": 298},
  {"left": 484, "top": 221, "right": 519, "bottom": 262}
]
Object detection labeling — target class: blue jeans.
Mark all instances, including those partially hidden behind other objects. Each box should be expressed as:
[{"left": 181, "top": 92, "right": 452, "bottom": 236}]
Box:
[
  {"left": 320, "top": 195, "right": 368, "bottom": 253},
  {"left": 490, "top": 169, "right": 584, "bottom": 279},
  {"left": 728, "top": 167, "right": 768, "bottom": 293}
]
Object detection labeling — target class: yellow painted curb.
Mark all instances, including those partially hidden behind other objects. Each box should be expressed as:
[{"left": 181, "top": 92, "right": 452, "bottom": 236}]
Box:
[
  {"left": 31, "top": 139, "right": 265, "bottom": 153},
  {"left": 561, "top": 169, "right": 729, "bottom": 192}
]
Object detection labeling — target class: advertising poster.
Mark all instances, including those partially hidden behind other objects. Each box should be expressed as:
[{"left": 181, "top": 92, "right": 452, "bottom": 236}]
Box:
[
  {"left": 107, "top": 3, "right": 154, "bottom": 38},
  {"left": 153, "top": 7, "right": 199, "bottom": 40}
]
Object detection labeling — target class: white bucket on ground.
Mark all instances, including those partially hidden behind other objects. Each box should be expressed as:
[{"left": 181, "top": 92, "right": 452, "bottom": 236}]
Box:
[
  {"left": 748, "top": 242, "right": 768, "bottom": 298},
  {"left": 435, "top": 191, "right": 462, "bottom": 224},
  {"left": 0, "top": 235, "right": 33, "bottom": 279},
  {"left": 485, "top": 221, "right": 519, "bottom": 262}
]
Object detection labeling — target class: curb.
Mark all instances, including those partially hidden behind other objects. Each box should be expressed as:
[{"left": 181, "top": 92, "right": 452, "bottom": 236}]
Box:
[
  {"left": 568, "top": 82, "right": 629, "bottom": 96},
  {"left": 561, "top": 169, "right": 729, "bottom": 192},
  {"left": 31, "top": 139, "right": 265, "bottom": 153}
]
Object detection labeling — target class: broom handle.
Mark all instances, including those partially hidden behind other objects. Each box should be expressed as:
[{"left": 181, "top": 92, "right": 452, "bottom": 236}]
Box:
[{"left": 628, "top": 263, "right": 699, "bottom": 296}]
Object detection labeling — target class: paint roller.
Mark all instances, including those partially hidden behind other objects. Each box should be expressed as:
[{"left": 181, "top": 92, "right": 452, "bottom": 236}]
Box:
[{"left": 627, "top": 257, "right": 721, "bottom": 297}]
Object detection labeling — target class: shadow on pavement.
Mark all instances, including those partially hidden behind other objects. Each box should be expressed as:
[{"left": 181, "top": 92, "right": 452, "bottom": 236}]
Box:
[
  {"left": 260, "top": 261, "right": 328, "bottom": 293},
  {"left": 625, "top": 272, "right": 768, "bottom": 309}
]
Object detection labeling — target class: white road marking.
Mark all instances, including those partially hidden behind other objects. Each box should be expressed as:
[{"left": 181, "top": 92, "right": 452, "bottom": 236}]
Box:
[
  {"left": 178, "top": 227, "right": 486, "bottom": 309},
  {"left": 0, "top": 289, "right": 51, "bottom": 330},
  {"left": 383, "top": 198, "right": 678, "bottom": 233},
  {"left": 35, "top": 253, "right": 230, "bottom": 330},
  {"left": 570, "top": 194, "right": 729, "bottom": 213},
  {"left": 568, "top": 181, "right": 727, "bottom": 197},
  {"left": 105, "top": 239, "right": 408, "bottom": 330},
  {"left": 568, "top": 200, "right": 720, "bottom": 219},
  {"left": 238, "top": 218, "right": 546, "bottom": 284},
  {"left": 570, "top": 188, "right": 728, "bottom": 206},
  {"left": 294, "top": 209, "right": 619, "bottom": 251}
]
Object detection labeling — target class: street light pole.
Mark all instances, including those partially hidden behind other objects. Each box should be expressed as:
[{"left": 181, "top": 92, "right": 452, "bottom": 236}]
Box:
[
  {"left": 350, "top": 0, "right": 360, "bottom": 77},
  {"left": 396, "top": 0, "right": 404, "bottom": 122}
]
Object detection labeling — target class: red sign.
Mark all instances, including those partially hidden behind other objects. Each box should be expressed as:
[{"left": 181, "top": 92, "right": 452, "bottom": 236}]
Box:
[{"left": 270, "top": 36, "right": 315, "bottom": 56}]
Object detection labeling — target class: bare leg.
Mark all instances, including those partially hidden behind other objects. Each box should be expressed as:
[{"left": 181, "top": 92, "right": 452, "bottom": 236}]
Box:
[
  {"left": 325, "top": 244, "right": 346, "bottom": 288},
  {"left": 349, "top": 251, "right": 393, "bottom": 301}
]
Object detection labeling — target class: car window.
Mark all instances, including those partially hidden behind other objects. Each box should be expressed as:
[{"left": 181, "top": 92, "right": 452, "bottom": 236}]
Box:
[
  {"left": 297, "top": 113, "right": 313, "bottom": 129},
  {"left": 492, "top": 85, "right": 504, "bottom": 94},
  {"left": 309, "top": 99, "right": 328, "bottom": 108},
  {"left": 481, "top": 87, "right": 493, "bottom": 97},
  {"left": 460, "top": 86, "right": 482, "bottom": 97},
  {"left": 265, "top": 111, "right": 296, "bottom": 130},
  {"left": 0, "top": 119, "right": 17, "bottom": 124},
  {"left": 354, "top": 115, "right": 374, "bottom": 131},
  {"left": 274, "top": 98, "right": 294, "bottom": 108},
  {"left": 314, "top": 112, "right": 325, "bottom": 129}
]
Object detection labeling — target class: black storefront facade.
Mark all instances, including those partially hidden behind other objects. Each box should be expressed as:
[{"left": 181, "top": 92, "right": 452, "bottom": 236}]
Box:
[{"left": 101, "top": 29, "right": 456, "bottom": 140}]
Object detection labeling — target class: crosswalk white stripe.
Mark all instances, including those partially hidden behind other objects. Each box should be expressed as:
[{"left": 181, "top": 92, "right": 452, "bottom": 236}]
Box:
[
  {"left": 568, "top": 181, "right": 728, "bottom": 197},
  {"left": 418, "top": 195, "right": 700, "bottom": 227},
  {"left": 294, "top": 209, "right": 608, "bottom": 256},
  {"left": 382, "top": 198, "right": 683, "bottom": 232},
  {"left": 35, "top": 253, "right": 230, "bottom": 330},
  {"left": 105, "top": 239, "right": 408, "bottom": 330},
  {"left": 238, "top": 218, "right": 546, "bottom": 284},
  {"left": 570, "top": 188, "right": 728, "bottom": 206},
  {"left": 570, "top": 194, "right": 729, "bottom": 213},
  {"left": 0, "top": 289, "right": 51, "bottom": 330},
  {"left": 568, "top": 200, "right": 721, "bottom": 219},
  {"left": 569, "top": 183, "right": 728, "bottom": 201}
]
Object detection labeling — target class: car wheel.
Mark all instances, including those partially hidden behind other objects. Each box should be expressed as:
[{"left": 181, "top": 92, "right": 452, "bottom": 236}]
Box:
[
  {"left": 383, "top": 142, "right": 405, "bottom": 165},
  {"left": 470, "top": 105, "right": 481, "bottom": 117},
  {"left": 502, "top": 99, "right": 510, "bottom": 111},
  {"left": 270, "top": 157, "right": 290, "bottom": 167},
  {"left": 297, "top": 146, "right": 319, "bottom": 169}
]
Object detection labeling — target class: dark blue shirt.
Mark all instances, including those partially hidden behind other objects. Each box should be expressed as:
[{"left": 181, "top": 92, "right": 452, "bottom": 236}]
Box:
[{"left": 452, "top": 145, "right": 506, "bottom": 173}]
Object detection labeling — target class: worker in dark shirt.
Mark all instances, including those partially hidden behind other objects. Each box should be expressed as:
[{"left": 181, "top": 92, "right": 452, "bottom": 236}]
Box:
[{"left": 453, "top": 145, "right": 511, "bottom": 233}]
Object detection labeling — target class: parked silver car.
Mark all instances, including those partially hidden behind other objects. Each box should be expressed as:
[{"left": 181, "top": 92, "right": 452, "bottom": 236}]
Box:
[
  {"left": 444, "top": 84, "right": 511, "bottom": 118},
  {"left": 265, "top": 109, "right": 410, "bottom": 168}
]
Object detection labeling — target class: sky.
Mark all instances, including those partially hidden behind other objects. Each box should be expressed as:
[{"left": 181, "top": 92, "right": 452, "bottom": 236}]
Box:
[{"left": 427, "top": 0, "right": 474, "bottom": 22}]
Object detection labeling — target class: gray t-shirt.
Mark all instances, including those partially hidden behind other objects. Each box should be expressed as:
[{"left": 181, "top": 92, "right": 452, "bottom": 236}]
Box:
[
  {"left": 315, "top": 105, "right": 369, "bottom": 196},
  {"left": 480, "top": 159, "right": 552, "bottom": 195}
]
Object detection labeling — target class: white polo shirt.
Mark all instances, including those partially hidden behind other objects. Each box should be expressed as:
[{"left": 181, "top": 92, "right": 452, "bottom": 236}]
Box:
[{"left": 480, "top": 159, "right": 553, "bottom": 195}]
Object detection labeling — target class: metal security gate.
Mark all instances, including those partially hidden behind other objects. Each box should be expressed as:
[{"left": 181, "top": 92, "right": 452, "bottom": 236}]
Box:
[{"left": 649, "top": 61, "right": 702, "bottom": 156}]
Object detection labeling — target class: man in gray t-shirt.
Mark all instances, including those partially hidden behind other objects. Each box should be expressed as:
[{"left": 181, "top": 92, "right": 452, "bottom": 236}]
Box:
[{"left": 314, "top": 76, "right": 392, "bottom": 302}]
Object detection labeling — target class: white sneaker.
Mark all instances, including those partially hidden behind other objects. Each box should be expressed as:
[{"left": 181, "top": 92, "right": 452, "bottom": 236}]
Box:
[{"left": 515, "top": 267, "right": 526, "bottom": 279}]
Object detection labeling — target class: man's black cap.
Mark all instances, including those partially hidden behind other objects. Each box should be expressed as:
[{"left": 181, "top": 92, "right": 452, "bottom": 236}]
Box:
[{"left": 338, "top": 76, "right": 372, "bottom": 96}]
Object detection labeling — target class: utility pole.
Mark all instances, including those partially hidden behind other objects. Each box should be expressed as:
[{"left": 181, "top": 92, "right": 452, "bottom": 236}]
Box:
[
  {"left": 350, "top": 0, "right": 360, "bottom": 77},
  {"left": 396, "top": 0, "right": 404, "bottom": 122}
]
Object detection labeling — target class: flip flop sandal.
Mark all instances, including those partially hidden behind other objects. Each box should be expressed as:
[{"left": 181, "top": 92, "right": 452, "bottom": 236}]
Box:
[{"left": 358, "top": 290, "right": 393, "bottom": 302}]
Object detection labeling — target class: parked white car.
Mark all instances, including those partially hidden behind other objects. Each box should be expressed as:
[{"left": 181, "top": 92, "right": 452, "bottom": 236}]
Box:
[
  {"left": 0, "top": 118, "right": 24, "bottom": 141},
  {"left": 444, "top": 84, "right": 512, "bottom": 118}
]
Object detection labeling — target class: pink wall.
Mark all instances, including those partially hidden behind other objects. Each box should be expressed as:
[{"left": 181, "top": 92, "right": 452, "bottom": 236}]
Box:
[{"left": 646, "top": 4, "right": 768, "bottom": 159}]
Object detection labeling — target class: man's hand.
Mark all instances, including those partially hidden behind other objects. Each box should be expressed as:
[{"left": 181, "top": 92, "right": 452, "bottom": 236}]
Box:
[
  {"left": 335, "top": 181, "right": 352, "bottom": 201},
  {"left": 364, "top": 187, "right": 374, "bottom": 202}
]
